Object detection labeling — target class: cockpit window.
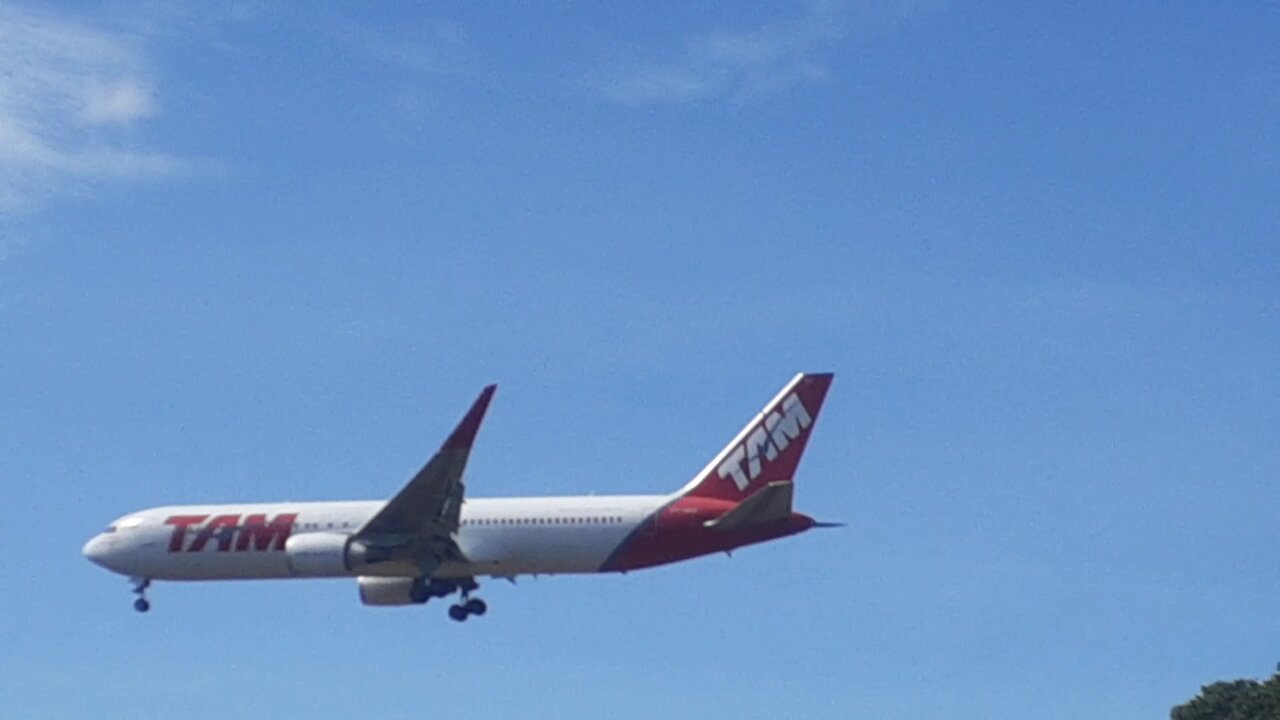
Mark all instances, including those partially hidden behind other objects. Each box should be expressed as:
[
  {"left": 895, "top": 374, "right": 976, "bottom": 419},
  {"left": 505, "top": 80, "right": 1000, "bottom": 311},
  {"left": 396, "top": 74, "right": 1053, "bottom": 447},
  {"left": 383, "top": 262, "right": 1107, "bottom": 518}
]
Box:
[{"left": 107, "top": 517, "right": 144, "bottom": 533}]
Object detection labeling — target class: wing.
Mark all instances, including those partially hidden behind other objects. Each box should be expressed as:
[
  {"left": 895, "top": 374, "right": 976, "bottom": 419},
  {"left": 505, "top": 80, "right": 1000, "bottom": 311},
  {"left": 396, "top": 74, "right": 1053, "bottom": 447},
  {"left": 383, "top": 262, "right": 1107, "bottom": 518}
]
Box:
[{"left": 353, "top": 385, "right": 496, "bottom": 574}]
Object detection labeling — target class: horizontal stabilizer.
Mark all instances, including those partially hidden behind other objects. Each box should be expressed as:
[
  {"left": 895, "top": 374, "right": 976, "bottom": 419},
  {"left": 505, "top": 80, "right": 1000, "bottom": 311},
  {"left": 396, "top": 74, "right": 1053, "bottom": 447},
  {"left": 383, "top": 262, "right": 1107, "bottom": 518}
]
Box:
[{"left": 704, "top": 481, "right": 794, "bottom": 531}]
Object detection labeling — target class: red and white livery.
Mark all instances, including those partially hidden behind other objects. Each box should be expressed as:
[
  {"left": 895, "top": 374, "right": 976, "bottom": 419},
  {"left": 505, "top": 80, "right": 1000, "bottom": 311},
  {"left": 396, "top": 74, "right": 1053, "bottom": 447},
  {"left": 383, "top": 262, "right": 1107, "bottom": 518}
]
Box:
[{"left": 83, "top": 373, "right": 836, "bottom": 621}]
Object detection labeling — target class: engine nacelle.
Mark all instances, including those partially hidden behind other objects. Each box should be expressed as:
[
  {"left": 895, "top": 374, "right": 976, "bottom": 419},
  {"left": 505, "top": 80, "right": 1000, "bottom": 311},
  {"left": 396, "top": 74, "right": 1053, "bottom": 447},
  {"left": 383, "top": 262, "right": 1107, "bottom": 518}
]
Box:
[
  {"left": 284, "top": 533, "right": 368, "bottom": 577},
  {"left": 358, "top": 576, "right": 425, "bottom": 606},
  {"left": 356, "top": 576, "right": 464, "bottom": 606}
]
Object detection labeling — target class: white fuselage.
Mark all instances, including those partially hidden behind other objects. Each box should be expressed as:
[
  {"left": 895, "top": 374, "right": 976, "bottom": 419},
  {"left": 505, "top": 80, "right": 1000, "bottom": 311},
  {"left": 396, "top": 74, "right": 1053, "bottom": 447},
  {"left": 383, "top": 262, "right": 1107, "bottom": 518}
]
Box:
[{"left": 84, "top": 495, "right": 670, "bottom": 582}]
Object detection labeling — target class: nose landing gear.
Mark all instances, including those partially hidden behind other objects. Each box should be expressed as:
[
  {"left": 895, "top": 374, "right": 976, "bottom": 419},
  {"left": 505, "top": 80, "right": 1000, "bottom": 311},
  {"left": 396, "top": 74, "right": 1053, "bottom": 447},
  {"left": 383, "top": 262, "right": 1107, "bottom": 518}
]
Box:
[{"left": 130, "top": 578, "right": 151, "bottom": 613}]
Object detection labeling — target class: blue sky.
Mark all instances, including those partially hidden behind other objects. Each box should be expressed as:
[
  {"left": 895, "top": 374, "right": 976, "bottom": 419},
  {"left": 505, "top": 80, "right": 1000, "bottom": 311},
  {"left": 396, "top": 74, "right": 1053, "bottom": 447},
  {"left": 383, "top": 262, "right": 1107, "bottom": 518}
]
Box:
[{"left": 1, "top": 1, "right": 1277, "bottom": 717}]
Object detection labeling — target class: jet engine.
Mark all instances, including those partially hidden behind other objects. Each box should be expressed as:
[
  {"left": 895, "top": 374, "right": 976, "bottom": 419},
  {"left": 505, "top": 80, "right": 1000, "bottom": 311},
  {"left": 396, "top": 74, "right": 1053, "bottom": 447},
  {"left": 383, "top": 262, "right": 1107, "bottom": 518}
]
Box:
[
  {"left": 284, "top": 533, "right": 369, "bottom": 576},
  {"left": 358, "top": 576, "right": 425, "bottom": 606}
]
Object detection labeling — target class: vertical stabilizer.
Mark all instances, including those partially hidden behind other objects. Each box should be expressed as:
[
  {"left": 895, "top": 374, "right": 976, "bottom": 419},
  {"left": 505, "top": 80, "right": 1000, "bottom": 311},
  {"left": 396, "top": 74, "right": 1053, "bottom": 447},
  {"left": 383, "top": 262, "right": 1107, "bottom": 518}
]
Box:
[{"left": 676, "top": 373, "right": 833, "bottom": 502}]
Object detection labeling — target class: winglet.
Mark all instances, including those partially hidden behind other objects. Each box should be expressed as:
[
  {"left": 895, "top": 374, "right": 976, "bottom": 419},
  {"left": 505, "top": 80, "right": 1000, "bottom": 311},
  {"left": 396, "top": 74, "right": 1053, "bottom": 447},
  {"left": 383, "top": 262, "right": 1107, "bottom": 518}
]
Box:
[{"left": 441, "top": 384, "right": 497, "bottom": 451}]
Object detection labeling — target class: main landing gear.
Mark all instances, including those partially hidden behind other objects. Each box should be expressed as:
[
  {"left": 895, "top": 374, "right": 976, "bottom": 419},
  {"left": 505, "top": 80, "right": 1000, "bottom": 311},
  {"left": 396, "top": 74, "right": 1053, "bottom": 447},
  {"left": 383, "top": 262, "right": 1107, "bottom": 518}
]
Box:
[
  {"left": 447, "top": 578, "right": 486, "bottom": 622},
  {"left": 407, "top": 576, "right": 488, "bottom": 621},
  {"left": 130, "top": 578, "right": 151, "bottom": 613},
  {"left": 448, "top": 597, "right": 487, "bottom": 622}
]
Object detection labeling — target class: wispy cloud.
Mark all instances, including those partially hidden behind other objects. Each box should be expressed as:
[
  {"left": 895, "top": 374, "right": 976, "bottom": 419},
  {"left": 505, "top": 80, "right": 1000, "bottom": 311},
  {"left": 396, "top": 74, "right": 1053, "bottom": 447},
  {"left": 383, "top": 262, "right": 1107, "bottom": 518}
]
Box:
[
  {"left": 340, "top": 18, "right": 473, "bottom": 76},
  {"left": 0, "top": 4, "right": 189, "bottom": 211},
  {"left": 597, "top": 1, "right": 844, "bottom": 106},
  {"left": 306, "top": 12, "right": 479, "bottom": 128}
]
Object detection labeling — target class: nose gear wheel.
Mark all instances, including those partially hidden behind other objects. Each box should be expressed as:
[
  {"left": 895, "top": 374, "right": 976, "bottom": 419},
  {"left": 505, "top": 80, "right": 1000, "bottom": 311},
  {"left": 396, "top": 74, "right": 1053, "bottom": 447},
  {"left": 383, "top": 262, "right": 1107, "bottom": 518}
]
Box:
[{"left": 130, "top": 578, "right": 151, "bottom": 613}]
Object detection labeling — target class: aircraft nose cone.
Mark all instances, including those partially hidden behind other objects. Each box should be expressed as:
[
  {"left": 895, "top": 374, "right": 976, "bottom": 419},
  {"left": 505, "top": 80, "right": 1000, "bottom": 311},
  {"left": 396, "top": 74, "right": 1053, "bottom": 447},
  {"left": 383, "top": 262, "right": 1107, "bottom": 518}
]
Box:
[
  {"left": 83, "top": 535, "right": 105, "bottom": 562},
  {"left": 83, "top": 535, "right": 121, "bottom": 570}
]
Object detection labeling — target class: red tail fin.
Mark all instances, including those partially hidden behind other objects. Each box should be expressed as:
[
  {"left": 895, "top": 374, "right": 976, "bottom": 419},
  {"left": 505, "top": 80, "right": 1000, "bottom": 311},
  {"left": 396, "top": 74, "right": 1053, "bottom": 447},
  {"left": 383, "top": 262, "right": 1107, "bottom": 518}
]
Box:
[{"left": 677, "top": 373, "right": 833, "bottom": 501}]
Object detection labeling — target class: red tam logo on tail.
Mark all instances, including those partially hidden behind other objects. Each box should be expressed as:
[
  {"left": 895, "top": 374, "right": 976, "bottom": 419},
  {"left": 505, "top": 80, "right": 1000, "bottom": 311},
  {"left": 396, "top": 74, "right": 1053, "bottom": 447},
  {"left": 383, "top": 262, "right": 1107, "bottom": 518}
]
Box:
[
  {"left": 717, "top": 392, "right": 812, "bottom": 491},
  {"left": 680, "top": 373, "right": 833, "bottom": 501}
]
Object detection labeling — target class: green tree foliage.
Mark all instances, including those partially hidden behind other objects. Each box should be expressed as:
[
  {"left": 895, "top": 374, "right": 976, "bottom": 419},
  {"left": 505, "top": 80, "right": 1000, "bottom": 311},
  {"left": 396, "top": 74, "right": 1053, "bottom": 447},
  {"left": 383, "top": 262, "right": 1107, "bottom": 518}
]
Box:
[{"left": 1172, "top": 672, "right": 1280, "bottom": 720}]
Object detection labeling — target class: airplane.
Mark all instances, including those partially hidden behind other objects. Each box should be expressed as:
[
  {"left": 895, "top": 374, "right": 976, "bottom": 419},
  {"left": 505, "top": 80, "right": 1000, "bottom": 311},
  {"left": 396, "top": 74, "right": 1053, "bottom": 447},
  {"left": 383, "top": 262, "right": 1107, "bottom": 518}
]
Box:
[{"left": 83, "top": 372, "right": 835, "bottom": 621}]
